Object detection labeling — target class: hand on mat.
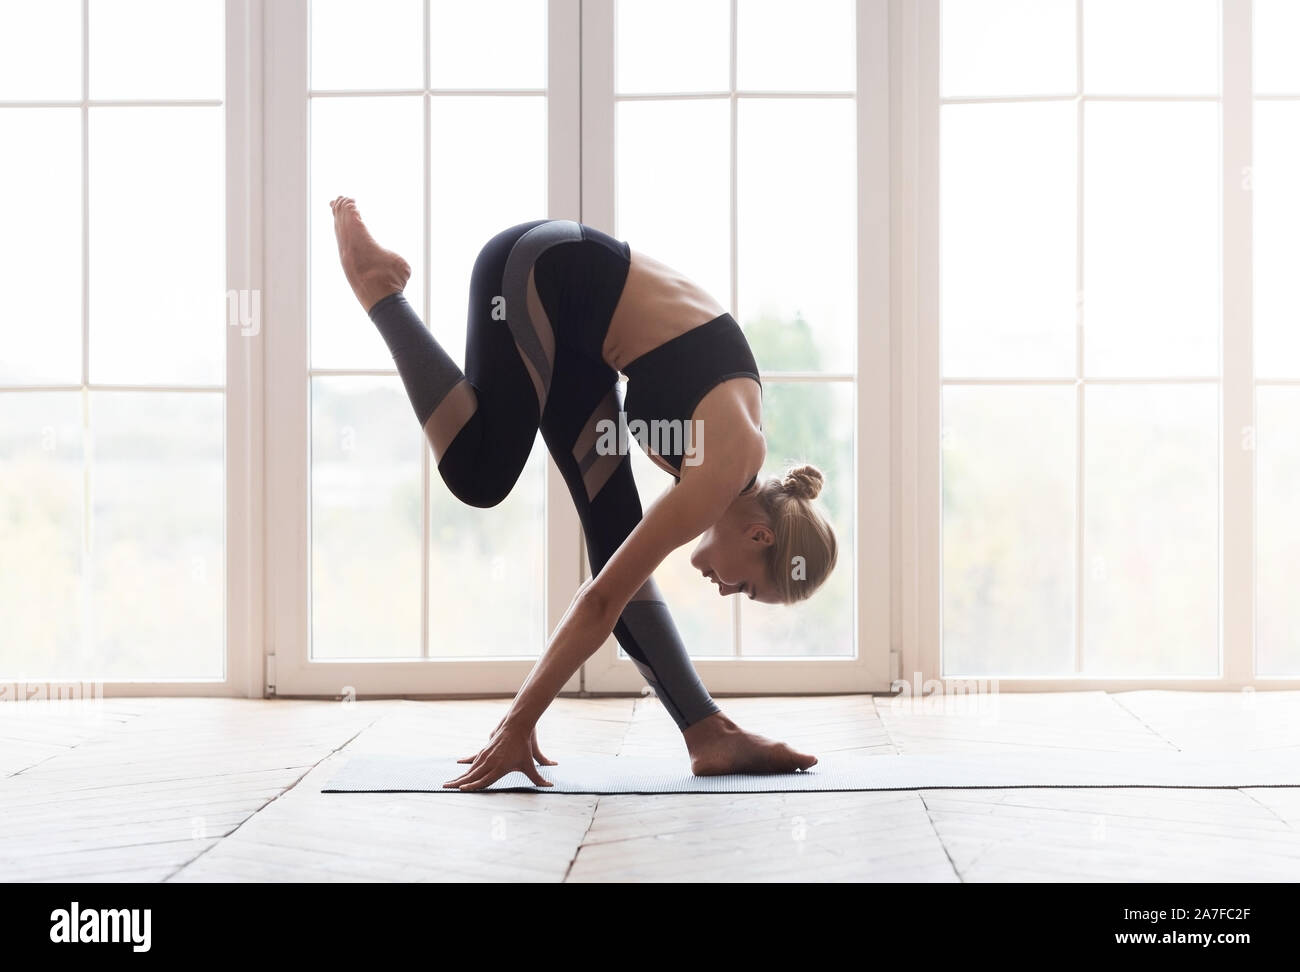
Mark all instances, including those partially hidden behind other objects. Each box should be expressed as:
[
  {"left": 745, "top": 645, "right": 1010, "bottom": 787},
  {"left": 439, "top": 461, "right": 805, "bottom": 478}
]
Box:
[
  {"left": 457, "top": 719, "right": 557, "bottom": 769},
  {"left": 445, "top": 722, "right": 555, "bottom": 791}
]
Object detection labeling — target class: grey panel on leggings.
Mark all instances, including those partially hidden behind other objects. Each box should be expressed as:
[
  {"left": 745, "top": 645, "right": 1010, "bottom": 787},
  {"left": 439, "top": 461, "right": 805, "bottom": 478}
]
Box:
[
  {"left": 501, "top": 220, "right": 583, "bottom": 411},
  {"left": 620, "top": 599, "right": 720, "bottom": 729},
  {"left": 322, "top": 749, "right": 1300, "bottom": 794}
]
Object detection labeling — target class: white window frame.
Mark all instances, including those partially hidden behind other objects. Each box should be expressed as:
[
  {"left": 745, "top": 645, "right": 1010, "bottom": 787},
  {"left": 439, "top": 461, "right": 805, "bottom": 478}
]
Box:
[
  {"left": 263, "top": 0, "right": 892, "bottom": 698},
  {"left": 900, "top": 0, "right": 1300, "bottom": 690},
  {"left": 579, "top": 0, "right": 893, "bottom": 695}
]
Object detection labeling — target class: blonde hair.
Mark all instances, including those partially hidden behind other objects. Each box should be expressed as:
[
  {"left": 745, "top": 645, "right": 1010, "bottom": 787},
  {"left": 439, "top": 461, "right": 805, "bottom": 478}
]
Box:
[{"left": 754, "top": 463, "right": 838, "bottom": 604}]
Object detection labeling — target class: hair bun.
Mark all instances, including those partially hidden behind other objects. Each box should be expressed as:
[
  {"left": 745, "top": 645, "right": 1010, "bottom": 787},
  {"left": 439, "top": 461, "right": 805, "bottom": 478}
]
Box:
[{"left": 782, "top": 464, "right": 824, "bottom": 501}]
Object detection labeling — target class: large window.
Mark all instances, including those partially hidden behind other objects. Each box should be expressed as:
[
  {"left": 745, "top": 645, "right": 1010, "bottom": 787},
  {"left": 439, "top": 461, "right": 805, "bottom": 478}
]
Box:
[
  {"left": 926, "top": 0, "right": 1299, "bottom": 684},
  {"left": 269, "top": 0, "right": 889, "bottom": 696},
  {"left": 0, "top": 0, "right": 230, "bottom": 682}
]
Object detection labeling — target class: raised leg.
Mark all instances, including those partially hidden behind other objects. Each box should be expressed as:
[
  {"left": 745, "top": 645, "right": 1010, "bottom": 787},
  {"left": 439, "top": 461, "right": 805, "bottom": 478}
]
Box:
[{"left": 333, "top": 199, "right": 547, "bottom": 507}]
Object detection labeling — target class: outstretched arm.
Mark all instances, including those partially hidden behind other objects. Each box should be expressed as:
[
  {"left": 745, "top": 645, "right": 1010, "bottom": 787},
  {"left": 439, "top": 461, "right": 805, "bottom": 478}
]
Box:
[{"left": 442, "top": 463, "right": 741, "bottom": 791}]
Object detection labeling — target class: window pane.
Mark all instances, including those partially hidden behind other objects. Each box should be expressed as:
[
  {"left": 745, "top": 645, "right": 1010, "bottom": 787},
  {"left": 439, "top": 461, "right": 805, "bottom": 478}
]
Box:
[
  {"left": 1253, "top": 102, "right": 1300, "bottom": 379},
  {"left": 89, "top": 391, "right": 224, "bottom": 679},
  {"left": 941, "top": 0, "right": 1075, "bottom": 98},
  {"left": 627, "top": 437, "right": 733, "bottom": 657},
  {"left": 0, "top": 109, "right": 81, "bottom": 384},
  {"left": 311, "top": 0, "right": 422, "bottom": 90},
  {"left": 424, "top": 96, "right": 548, "bottom": 661},
  {"left": 737, "top": 0, "right": 854, "bottom": 91},
  {"left": 738, "top": 98, "right": 855, "bottom": 371},
  {"left": 0, "top": 393, "right": 83, "bottom": 677},
  {"left": 89, "top": 107, "right": 225, "bottom": 384},
  {"left": 1256, "top": 387, "right": 1300, "bottom": 676},
  {"left": 1253, "top": 0, "right": 1300, "bottom": 95},
  {"left": 1083, "top": 385, "right": 1217, "bottom": 675},
  {"left": 1083, "top": 102, "right": 1219, "bottom": 377},
  {"left": 310, "top": 96, "right": 423, "bottom": 370},
  {"left": 429, "top": 96, "right": 546, "bottom": 365},
  {"left": 616, "top": 99, "right": 730, "bottom": 309},
  {"left": 942, "top": 386, "right": 1075, "bottom": 676},
  {"left": 616, "top": 0, "right": 727, "bottom": 94},
  {"left": 740, "top": 381, "right": 854, "bottom": 657},
  {"left": 429, "top": 0, "right": 546, "bottom": 89},
  {"left": 311, "top": 377, "right": 421, "bottom": 660},
  {"left": 1083, "top": 0, "right": 1219, "bottom": 95},
  {"left": 941, "top": 102, "right": 1076, "bottom": 378},
  {"left": 0, "top": 0, "right": 80, "bottom": 99},
  {"left": 89, "top": 0, "right": 223, "bottom": 100},
  {"left": 428, "top": 441, "right": 546, "bottom": 659}
]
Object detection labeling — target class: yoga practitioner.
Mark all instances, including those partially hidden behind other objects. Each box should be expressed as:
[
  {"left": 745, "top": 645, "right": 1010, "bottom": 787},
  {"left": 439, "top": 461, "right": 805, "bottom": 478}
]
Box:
[{"left": 330, "top": 198, "right": 838, "bottom": 790}]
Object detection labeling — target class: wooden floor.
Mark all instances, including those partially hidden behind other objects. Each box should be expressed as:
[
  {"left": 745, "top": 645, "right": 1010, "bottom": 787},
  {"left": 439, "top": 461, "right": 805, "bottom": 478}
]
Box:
[{"left": 3, "top": 691, "right": 1300, "bottom": 882}]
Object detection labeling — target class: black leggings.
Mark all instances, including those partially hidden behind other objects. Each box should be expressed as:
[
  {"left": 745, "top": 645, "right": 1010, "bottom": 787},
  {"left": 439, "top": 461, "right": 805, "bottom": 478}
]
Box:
[{"left": 367, "top": 219, "right": 720, "bottom": 730}]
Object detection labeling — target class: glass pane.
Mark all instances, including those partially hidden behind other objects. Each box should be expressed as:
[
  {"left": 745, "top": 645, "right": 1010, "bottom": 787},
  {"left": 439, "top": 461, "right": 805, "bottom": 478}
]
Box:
[
  {"left": 740, "top": 381, "right": 854, "bottom": 657},
  {"left": 429, "top": 96, "right": 546, "bottom": 366},
  {"left": 737, "top": 0, "right": 854, "bottom": 91},
  {"left": 942, "top": 386, "right": 1075, "bottom": 676},
  {"left": 616, "top": 0, "right": 727, "bottom": 94},
  {"left": 1256, "top": 388, "right": 1300, "bottom": 676},
  {"left": 428, "top": 441, "right": 546, "bottom": 659},
  {"left": 941, "top": 102, "right": 1076, "bottom": 378},
  {"left": 1083, "top": 0, "right": 1219, "bottom": 95},
  {"left": 627, "top": 435, "right": 733, "bottom": 657},
  {"left": 311, "top": 377, "right": 421, "bottom": 660},
  {"left": 89, "top": 0, "right": 224, "bottom": 100},
  {"left": 89, "top": 107, "right": 225, "bottom": 384},
  {"left": 310, "top": 96, "right": 423, "bottom": 370},
  {"left": 1255, "top": 0, "right": 1300, "bottom": 95},
  {"left": 0, "top": 0, "right": 80, "bottom": 99},
  {"left": 1083, "top": 385, "right": 1217, "bottom": 675},
  {"left": 1083, "top": 102, "right": 1219, "bottom": 377},
  {"left": 941, "top": 0, "right": 1075, "bottom": 98},
  {"left": 430, "top": 0, "right": 546, "bottom": 89},
  {"left": 738, "top": 98, "right": 855, "bottom": 371},
  {"left": 311, "top": 0, "right": 423, "bottom": 90},
  {"left": 1253, "top": 102, "right": 1300, "bottom": 379},
  {"left": 0, "top": 109, "right": 81, "bottom": 384},
  {"left": 0, "top": 393, "right": 84, "bottom": 677},
  {"left": 89, "top": 391, "right": 224, "bottom": 679},
  {"left": 616, "top": 99, "right": 730, "bottom": 311}
]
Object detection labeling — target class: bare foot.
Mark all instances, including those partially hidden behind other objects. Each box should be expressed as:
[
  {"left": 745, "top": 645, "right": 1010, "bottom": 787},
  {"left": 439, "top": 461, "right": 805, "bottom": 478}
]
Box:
[
  {"left": 683, "top": 712, "right": 818, "bottom": 776},
  {"left": 330, "top": 196, "right": 412, "bottom": 313}
]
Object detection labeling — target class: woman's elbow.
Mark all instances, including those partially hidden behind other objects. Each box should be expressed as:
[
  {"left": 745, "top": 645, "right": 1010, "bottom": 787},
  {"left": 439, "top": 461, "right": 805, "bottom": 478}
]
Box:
[{"left": 577, "top": 581, "right": 616, "bottom": 629}]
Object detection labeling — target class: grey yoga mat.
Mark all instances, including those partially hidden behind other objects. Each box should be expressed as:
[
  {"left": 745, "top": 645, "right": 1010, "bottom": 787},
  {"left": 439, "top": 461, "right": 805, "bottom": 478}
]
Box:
[{"left": 321, "top": 749, "right": 1300, "bottom": 794}]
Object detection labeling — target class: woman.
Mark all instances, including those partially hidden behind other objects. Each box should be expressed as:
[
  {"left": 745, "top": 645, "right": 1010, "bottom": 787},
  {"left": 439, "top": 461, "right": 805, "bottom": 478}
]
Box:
[{"left": 330, "top": 198, "right": 838, "bottom": 790}]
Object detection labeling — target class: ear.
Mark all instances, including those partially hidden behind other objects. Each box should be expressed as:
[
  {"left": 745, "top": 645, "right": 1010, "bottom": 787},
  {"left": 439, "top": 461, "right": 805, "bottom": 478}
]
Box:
[{"left": 745, "top": 523, "right": 775, "bottom": 547}]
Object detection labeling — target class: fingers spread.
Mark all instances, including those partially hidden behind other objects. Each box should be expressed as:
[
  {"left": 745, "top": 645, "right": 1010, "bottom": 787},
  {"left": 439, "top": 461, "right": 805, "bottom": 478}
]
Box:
[
  {"left": 456, "top": 766, "right": 500, "bottom": 792},
  {"left": 442, "top": 766, "right": 481, "bottom": 788},
  {"left": 524, "top": 762, "right": 554, "bottom": 787}
]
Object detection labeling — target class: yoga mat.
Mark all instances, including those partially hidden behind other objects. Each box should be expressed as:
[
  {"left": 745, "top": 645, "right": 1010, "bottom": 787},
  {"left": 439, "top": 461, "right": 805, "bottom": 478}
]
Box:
[{"left": 321, "top": 749, "right": 1300, "bottom": 794}]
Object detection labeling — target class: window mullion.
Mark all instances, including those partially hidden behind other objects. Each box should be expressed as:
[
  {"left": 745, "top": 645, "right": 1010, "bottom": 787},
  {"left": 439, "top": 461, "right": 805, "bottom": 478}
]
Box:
[
  {"left": 1222, "top": 0, "right": 1255, "bottom": 684},
  {"left": 1073, "top": 0, "right": 1086, "bottom": 676}
]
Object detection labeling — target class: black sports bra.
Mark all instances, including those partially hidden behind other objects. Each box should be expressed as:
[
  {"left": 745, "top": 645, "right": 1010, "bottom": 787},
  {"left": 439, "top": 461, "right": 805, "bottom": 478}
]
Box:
[{"left": 620, "top": 313, "right": 763, "bottom": 495}]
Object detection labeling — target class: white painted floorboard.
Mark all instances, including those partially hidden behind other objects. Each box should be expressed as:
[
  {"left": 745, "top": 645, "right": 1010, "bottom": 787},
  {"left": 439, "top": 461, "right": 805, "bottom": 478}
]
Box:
[{"left": 2, "top": 692, "right": 1297, "bottom": 882}]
